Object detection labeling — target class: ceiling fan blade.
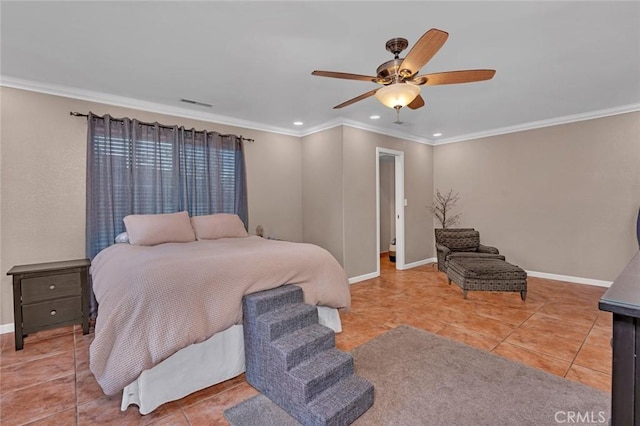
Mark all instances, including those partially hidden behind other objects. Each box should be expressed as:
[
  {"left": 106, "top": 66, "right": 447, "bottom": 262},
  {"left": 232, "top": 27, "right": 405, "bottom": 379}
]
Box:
[
  {"left": 399, "top": 28, "right": 449, "bottom": 77},
  {"left": 333, "top": 89, "right": 379, "bottom": 109},
  {"left": 407, "top": 94, "right": 425, "bottom": 110},
  {"left": 312, "top": 70, "right": 378, "bottom": 83},
  {"left": 419, "top": 69, "right": 496, "bottom": 86}
]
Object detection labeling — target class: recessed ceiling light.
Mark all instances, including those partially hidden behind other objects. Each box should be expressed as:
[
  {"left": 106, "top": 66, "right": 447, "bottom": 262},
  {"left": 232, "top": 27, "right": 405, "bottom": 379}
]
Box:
[
  {"left": 293, "top": 121, "right": 304, "bottom": 126},
  {"left": 370, "top": 115, "right": 381, "bottom": 120},
  {"left": 433, "top": 133, "right": 442, "bottom": 137}
]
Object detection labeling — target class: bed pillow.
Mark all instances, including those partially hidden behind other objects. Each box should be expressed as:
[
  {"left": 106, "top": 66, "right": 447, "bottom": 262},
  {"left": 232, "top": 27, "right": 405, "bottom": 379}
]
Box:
[
  {"left": 114, "top": 232, "right": 129, "bottom": 244},
  {"left": 123, "top": 211, "right": 196, "bottom": 246},
  {"left": 190, "top": 213, "right": 249, "bottom": 240}
]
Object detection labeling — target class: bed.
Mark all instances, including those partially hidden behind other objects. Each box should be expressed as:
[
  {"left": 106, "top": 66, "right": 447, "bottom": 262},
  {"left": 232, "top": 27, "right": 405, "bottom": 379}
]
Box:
[{"left": 89, "top": 213, "right": 351, "bottom": 414}]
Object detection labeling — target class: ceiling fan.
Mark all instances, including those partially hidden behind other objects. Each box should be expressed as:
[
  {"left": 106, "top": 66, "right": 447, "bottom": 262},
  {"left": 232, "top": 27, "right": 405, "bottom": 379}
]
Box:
[{"left": 311, "top": 28, "right": 496, "bottom": 116}]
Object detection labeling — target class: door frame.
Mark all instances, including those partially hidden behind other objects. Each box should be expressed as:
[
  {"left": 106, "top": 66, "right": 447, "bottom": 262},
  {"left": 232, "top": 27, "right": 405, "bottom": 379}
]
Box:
[{"left": 376, "top": 147, "right": 405, "bottom": 275}]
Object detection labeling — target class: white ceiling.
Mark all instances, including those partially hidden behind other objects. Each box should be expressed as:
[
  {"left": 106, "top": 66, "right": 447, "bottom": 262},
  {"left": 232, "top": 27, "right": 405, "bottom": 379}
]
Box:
[{"left": 2, "top": 1, "right": 639, "bottom": 144}]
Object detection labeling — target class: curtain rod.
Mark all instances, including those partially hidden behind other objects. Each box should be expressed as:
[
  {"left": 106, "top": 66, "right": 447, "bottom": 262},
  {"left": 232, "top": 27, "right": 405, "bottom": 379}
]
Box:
[{"left": 70, "top": 112, "right": 255, "bottom": 142}]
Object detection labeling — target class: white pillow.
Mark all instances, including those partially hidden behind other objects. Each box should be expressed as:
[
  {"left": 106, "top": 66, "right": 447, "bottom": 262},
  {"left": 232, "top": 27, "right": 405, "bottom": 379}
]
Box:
[
  {"left": 123, "top": 211, "right": 196, "bottom": 246},
  {"left": 114, "top": 232, "right": 129, "bottom": 243},
  {"left": 190, "top": 214, "right": 249, "bottom": 240}
]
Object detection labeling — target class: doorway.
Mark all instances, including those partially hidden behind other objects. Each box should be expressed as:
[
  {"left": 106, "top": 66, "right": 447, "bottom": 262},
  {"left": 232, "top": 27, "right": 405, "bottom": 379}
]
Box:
[{"left": 376, "top": 147, "right": 405, "bottom": 275}]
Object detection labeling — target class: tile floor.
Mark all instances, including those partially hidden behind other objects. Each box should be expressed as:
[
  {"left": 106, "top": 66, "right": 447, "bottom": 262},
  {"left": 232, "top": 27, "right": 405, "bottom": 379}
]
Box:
[{"left": 0, "top": 258, "right": 612, "bottom": 425}]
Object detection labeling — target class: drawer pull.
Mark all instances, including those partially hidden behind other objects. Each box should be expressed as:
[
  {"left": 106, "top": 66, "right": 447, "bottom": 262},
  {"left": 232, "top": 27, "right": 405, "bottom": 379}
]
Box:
[
  {"left": 49, "top": 285, "right": 56, "bottom": 290},
  {"left": 50, "top": 310, "right": 57, "bottom": 316}
]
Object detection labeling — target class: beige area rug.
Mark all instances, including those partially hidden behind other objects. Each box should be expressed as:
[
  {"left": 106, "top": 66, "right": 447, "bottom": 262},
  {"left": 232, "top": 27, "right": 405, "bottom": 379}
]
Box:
[{"left": 225, "top": 325, "right": 610, "bottom": 425}]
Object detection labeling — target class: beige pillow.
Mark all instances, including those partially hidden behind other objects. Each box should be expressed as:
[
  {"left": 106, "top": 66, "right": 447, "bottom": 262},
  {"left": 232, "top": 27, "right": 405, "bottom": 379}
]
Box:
[
  {"left": 190, "top": 214, "right": 249, "bottom": 240},
  {"left": 123, "top": 211, "right": 196, "bottom": 246}
]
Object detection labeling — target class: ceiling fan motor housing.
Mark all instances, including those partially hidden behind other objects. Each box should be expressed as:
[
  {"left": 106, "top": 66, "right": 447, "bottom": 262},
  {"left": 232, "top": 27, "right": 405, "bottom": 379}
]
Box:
[
  {"left": 376, "top": 58, "right": 404, "bottom": 80},
  {"left": 378, "top": 38, "right": 416, "bottom": 83}
]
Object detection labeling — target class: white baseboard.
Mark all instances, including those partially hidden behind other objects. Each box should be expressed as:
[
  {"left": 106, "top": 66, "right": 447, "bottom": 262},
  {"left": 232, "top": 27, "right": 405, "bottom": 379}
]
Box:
[
  {"left": 401, "top": 257, "right": 437, "bottom": 270},
  {"left": 348, "top": 271, "right": 379, "bottom": 284},
  {"left": 0, "top": 323, "right": 14, "bottom": 335},
  {"left": 349, "top": 258, "right": 437, "bottom": 283},
  {"left": 385, "top": 260, "right": 612, "bottom": 288},
  {"left": 526, "top": 270, "right": 612, "bottom": 288}
]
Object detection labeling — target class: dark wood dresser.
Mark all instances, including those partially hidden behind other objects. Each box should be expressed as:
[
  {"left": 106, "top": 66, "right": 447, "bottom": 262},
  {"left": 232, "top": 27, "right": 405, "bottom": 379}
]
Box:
[
  {"left": 7, "top": 259, "right": 90, "bottom": 350},
  {"left": 599, "top": 251, "right": 640, "bottom": 426}
]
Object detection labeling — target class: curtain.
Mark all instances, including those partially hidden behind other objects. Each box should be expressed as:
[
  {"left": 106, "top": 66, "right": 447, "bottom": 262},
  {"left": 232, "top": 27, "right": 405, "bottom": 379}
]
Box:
[{"left": 86, "top": 113, "right": 248, "bottom": 259}]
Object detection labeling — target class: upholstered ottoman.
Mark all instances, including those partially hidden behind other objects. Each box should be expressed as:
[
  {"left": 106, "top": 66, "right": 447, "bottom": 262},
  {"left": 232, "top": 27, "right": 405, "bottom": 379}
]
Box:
[{"left": 446, "top": 258, "right": 527, "bottom": 300}]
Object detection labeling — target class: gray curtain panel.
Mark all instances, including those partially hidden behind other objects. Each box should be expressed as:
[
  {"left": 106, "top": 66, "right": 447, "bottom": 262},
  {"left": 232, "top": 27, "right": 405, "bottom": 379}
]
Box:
[{"left": 86, "top": 113, "right": 248, "bottom": 260}]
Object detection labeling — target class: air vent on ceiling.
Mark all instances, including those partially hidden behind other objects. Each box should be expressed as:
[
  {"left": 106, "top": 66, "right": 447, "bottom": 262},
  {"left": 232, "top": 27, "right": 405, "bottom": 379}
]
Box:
[{"left": 181, "top": 98, "right": 213, "bottom": 108}]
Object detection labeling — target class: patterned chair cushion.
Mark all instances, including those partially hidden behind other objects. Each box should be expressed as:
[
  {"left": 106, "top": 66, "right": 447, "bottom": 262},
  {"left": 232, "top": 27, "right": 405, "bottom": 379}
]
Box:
[
  {"left": 437, "top": 230, "right": 480, "bottom": 252},
  {"left": 448, "top": 252, "right": 505, "bottom": 261},
  {"left": 448, "top": 258, "right": 527, "bottom": 280},
  {"left": 446, "top": 257, "right": 528, "bottom": 299},
  {"left": 434, "top": 228, "right": 501, "bottom": 273}
]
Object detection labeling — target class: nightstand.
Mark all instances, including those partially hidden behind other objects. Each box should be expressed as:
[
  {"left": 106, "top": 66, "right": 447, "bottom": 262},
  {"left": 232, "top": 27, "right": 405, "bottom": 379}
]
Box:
[{"left": 7, "top": 259, "right": 90, "bottom": 350}]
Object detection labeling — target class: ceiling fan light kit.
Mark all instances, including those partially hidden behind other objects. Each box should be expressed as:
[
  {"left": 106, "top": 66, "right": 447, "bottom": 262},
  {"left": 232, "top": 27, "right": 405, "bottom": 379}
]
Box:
[
  {"left": 375, "top": 83, "right": 420, "bottom": 109},
  {"left": 312, "top": 28, "right": 495, "bottom": 115}
]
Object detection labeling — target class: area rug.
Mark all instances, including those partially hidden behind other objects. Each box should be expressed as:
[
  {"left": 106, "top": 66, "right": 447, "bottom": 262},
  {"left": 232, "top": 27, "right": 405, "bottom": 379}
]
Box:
[{"left": 224, "top": 325, "right": 610, "bottom": 425}]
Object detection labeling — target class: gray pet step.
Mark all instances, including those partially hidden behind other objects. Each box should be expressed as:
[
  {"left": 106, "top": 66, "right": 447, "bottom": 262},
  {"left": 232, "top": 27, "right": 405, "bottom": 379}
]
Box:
[
  {"left": 244, "top": 285, "right": 304, "bottom": 317},
  {"left": 242, "top": 285, "right": 374, "bottom": 425},
  {"left": 271, "top": 323, "right": 335, "bottom": 371},
  {"left": 258, "top": 303, "right": 319, "bottom": 342},
  {"left": 307, "top": 375, "right": 375, "bottom": 426},
  {"left": 243, "top": 285, "right": 305, "bottom": 391},
  {"left": 289, "top": 348, "right": 354, "bottom": 404}
]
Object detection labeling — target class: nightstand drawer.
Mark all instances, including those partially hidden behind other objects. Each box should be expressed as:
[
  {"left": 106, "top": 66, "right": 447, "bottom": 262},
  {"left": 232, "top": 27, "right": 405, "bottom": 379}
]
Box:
[
  {"left": 23, "top": 296, "right": 82, "bottom": 331},
  {"left": 22, "top": 273, "right": 81, "bottom": 303}
]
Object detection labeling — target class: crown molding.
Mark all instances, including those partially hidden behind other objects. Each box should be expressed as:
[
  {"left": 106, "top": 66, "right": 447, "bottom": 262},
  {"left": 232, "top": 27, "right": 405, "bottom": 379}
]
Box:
[
  {"left": 0, "top": 76, "right": 301, "bottom": 137},
  {"left": 299, "top": 118, "right": 433, "bottom": 145},
  {"left": 434, "top": 102, "right": 640, "bottom": 145},
  {"left": 340, "top": 119, "right": 433, "bottom": 145},
  {"left": 300, "top": 118, "right": 433, "bottom": 145},
  {"left": 3, "top": 76, "right": 639, "bottom": 146},
  {"left": 299, "top": 118, "right": 344, "bottom": 137},
  {"left": 1, "top": 76, "right": 432, "bottom": 143}
]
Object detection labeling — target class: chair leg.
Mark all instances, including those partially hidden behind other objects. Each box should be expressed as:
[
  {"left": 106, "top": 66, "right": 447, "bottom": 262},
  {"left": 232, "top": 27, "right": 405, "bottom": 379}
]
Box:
[
  {"left": 520, "top": 290, "right": 527, "bottom": 301},
  {"left": 463, "top": 289, "right": 468, "bottom": 299},
  {"left": 448, "top": 278, "right": 452, "bottom": 285}
]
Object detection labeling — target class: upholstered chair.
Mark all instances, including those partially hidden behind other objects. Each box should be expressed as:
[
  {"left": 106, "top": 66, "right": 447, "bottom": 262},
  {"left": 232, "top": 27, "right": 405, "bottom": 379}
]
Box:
[{"left": 435, "top": 228, "right": 503, "bottom": 272}]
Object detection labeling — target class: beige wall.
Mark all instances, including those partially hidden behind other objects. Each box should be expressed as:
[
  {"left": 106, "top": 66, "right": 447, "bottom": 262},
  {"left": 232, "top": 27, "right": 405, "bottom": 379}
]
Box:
[
  {"left": 3, "top": 84, "right": 633, "bottom": 326},
  {"left": 342, "top": 127, "right": 434, "bottom": 277},
  {"left": 434, "top": 112, "right": 640, "bottom": 281},
  {"left": 243, "top": 130, "right": 302, "bottom": 243},
  {"left": 302, "top": 126, "right": 435, "bottom": 279},
  {"left": 0, "top": 87, "right": 302, "bottom": 325},
  {"left": 301, "top": 127, "right": 345, "bottom": 265}
]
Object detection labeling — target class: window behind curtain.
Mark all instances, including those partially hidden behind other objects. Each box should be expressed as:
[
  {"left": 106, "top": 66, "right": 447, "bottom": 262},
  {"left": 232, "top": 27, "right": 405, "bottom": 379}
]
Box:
[{"left": 86, "top": 113, "right": 248, "bottom": 259}]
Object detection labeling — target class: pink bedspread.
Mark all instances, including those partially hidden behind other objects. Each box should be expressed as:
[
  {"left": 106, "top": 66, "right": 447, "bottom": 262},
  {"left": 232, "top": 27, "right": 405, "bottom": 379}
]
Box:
[{"left": 89, "top": 236, "right": 351, "bottom": 395}]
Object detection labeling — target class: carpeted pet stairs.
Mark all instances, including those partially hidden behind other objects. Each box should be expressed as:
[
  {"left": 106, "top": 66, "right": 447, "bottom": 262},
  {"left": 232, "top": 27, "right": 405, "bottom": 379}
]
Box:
[{"left": 243, "top": 285, "right": 374, "bottom": 425}]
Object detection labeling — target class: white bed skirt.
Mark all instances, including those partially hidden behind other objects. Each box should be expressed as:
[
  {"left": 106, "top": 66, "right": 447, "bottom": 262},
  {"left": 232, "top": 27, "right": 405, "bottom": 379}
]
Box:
[{"left": 121, "top": 306, "right": 342, "bottom": 415}]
